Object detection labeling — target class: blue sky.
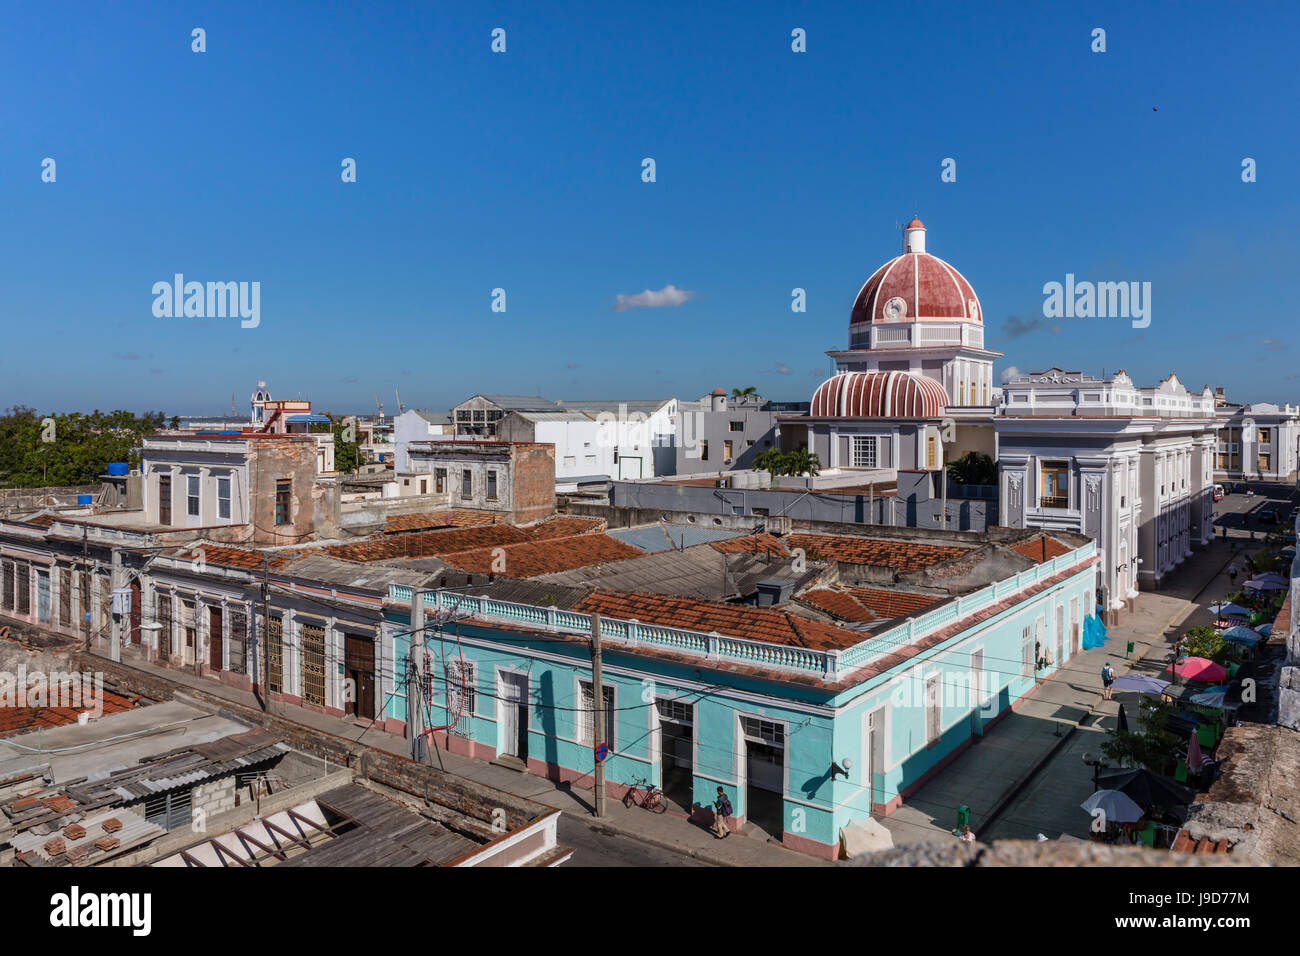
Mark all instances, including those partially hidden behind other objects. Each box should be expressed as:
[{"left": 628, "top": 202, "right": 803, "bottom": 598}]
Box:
[{"left": 3, "top": 1, "right": 1296, "bottom": 416}]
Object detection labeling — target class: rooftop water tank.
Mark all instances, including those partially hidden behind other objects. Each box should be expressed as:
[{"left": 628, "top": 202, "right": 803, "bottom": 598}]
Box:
[
  {"left": 107, "top": 462, "right": 129, "bottom": 476},
  {"left": 77, "top": 494, "right": 93, "bottom": 505}
]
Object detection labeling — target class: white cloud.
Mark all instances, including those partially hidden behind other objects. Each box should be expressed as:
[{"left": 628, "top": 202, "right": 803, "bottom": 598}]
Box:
[
  {"left": 612, "top": 284, "right": 696, "bottom": 312},
  {"left": 999, "top": 365, "right": 1023, "bottom": 384}
]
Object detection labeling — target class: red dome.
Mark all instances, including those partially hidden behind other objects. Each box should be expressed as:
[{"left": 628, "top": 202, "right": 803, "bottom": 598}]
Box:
[
  {"left": 905, "top": 217, "right": 925, "bottom": 230},
  {"left": 850, "top": 249, "right": 981, "bottom": 327},
  {"left": 810, "top": 371, "right": 948, "bottom": 418}
]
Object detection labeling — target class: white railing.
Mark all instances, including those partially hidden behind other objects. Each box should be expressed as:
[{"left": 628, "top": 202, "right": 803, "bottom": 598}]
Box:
[{"left": 390, "top": 539, "right": 1098, "bottom": 681}]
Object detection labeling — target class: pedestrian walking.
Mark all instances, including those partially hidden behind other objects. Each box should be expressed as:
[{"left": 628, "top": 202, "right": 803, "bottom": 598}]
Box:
[
  {"left": 1228, "top": 564, "right": 1238, "bottom": 585},
  {"left": 711, "top": 786, "right": 733, "bottom": 839},
  {"left": 1101, "top": 661, "right": 1116, "bottom": 700},
  {"left": 958, "top": 823, "right": 976, "bottom": 844}
]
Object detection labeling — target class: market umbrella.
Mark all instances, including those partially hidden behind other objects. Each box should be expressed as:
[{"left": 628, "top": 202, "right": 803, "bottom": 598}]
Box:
[
  {"left": 1243, "top": 579, "right": 1286, "bottom": 591},
  {"left": 1112, "top": 673, "right": 1170, "bottom": 695},
  {"left": 1190, "top": 689, "right": 1228, "bottom": 708},
  {"left": 1097, "top": 768, "right": 1195, "bottom": 809},
  {"left": 1165, "top": 657, "right": 1228, "bottom": 682},
  {"left": 1256, "top": 623, "right": 1274, "bottom": 637},
  {"left": 1208, "top": 602, "right": 1250, "bottom": 617},
  {"left": 1080, "top": 789, "right": 1144, "bottom": 824},
  {"left": 1221, "top": 626, "right": 1263, "bottom": 646},
  {"left": 1255, "top": 572, "right": 1288, "bottom": 585}
]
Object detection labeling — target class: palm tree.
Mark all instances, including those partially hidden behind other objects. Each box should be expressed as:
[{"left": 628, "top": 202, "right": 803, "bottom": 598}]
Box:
[
  {"left": 785, "top": 448, "right": 821, "bottom": 477},
  {"left": 731, "top": 386, "right": 758, "bottom": 399},
  {"left": 754, "top": 447, "right": 786, "bottom": 476}
]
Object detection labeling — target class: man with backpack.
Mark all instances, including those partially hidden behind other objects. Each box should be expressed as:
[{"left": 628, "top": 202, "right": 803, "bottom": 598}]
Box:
[
  {"left": 1101, "top": 661, "right": 1116, "bottom": 701},
  {"left": 712, "top": 786, "right": 733, "bottom": 839}
]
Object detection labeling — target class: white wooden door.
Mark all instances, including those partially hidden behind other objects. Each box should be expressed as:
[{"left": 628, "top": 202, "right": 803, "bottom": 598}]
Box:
[{"left": 498, "top": 671, "right": 527, "bottom": 757}]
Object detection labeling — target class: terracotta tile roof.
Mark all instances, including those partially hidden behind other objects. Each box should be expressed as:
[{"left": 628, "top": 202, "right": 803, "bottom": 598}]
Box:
[
  {"left": 1009, "top": 533, "right": 1073, "bottom": 563},
  {"left": 19, "top": 513, "right": 58, "bottom": 528},
  {"left": 382, "top": 510, "right": 500, "bottom": 533},
  {"left": 1171, "top": 829, "right": 1232, "bottom": 854},
  {"left": 576, "top": 590, "right": 858, "bottom": 650},
  {"left": 787, "top": 533, "right": 968, "bottom": 571},
  {"left": 800, "top": 586, "right": 941, "bottom": 623},
  {"left": 177, "top": 545, "right": 301, "bottom": 571},
  {"left": 798, "top": 588, "right": 883, "bottom": 622},
  {"left": 0, "top": 687, "right": 137, "bottom": 737},
  {"left": 1273, "top": 592, "right": 1290, "bottom": 636},
  {"left": 324, "top": 525, "right": 529, "bottom": 562},
  {"left": 710, "top": 533, "right": 791, "bottom": 557},
  {"left": 522, "top": 516, "right": 605, "bottom": 539},
  {"left": 441, "top": 535, "right": 644, "bottom": 577}
]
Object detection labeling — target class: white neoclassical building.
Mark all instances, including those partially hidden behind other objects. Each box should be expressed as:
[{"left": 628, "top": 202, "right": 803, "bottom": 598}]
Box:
[
  {"left": 996, "top": 369, "right": 1218, "bottom": 622},
  {"left": 1213, "top": 400, "right": 1300, "bottom": 482}
]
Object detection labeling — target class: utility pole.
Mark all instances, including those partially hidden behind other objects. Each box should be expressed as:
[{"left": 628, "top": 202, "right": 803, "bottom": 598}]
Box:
[
  {"left": 409, "top": 589, "right": 427, "bottom": 763},
  {"left": 260, "top": 557, "right": 271, "bottom": 712},
  {"left": 591, "top": 613, "right": 606, "bottom": 818},
  {"left": 109, "top": 548, "right": 123, "bottom": 663},
  {"left": 81, "top": 525, "right": 90, "bottom": 652},
  {"left": 941, "top": 466, "right": 949, "bottom": 530}
]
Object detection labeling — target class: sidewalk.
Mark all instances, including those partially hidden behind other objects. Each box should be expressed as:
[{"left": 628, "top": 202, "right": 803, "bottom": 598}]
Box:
[
  {"left": 89, "top": 649, "right": 826, "bottom": 867},
  {"left": 878, "top": 538, "right": 1240, "bottom": 847}
]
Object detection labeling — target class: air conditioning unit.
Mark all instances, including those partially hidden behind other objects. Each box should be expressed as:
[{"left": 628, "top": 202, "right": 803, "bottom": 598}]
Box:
[{"left": 715, "top": 477, "right": 730, "bottom": 489}]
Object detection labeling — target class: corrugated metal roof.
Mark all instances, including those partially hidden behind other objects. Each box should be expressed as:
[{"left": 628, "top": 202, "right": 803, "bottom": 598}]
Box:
[
  {"left": 609, "top": 525, "right": 743, "bottom": 553},
  {"left": 535, "top": 542, "right": 823, "bottom": 602},
  {"left": 12, "top": 809, "right": 165, "bottom": 865},
  {"left": 509, "top": 410, "right": 597, "bottom": 422}
]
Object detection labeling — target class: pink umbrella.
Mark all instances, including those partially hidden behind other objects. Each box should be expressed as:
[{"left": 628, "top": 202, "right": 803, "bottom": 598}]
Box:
[
  {"left": 1164, "top": 657, "right": 1227, "bottom": 682},
  {"left": 1186, "top": 733, "right": 1203, "bottom": 776}
]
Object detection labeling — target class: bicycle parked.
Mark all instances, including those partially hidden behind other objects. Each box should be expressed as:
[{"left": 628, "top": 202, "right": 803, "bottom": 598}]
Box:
[{"left": 623, "top": 777, "right": 667, "bottom": 813}]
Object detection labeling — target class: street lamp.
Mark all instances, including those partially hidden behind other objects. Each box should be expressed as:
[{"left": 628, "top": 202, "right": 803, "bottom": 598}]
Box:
[{"left": 1082, "top": 752, "right": 1111, "bottom": 791}]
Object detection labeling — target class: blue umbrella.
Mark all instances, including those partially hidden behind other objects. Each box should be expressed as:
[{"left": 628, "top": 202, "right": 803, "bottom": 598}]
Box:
[
  {"left": 1220, "top": 625, "right": 1263, "bottom": 645},
  {"left": 1257, "top": 623, "right": 1274, "bottom": 637},
  {"left": 1190, "top": 689, "right": 1228, "bottom": 708},
  {"left": 1243, "top": 579, "right": 1286, "bottom": 591},
  {"left": 1209, "top": 602, "right": 1250, "bottom": 617},
  {"left": 1112, "top": 673, "right": 1170, "bottom": 694}
]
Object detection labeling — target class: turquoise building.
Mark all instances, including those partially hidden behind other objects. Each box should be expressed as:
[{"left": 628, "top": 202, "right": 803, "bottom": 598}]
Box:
[{"left": 383, "top": 538, "right": 1098, "bottom": 859}]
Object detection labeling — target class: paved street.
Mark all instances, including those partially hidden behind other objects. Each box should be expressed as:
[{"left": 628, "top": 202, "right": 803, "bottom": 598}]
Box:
[
  {"left": 978, "top": 481, "right": 1296, "bottom": 843},
  {"left": 558, "top": 816, "right": 709, "bottom": 867}
]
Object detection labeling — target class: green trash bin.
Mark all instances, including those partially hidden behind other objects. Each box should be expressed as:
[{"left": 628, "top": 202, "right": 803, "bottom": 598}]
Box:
[
  {"left": 957, "top": 805, "right": 970, "bottom": 829},
  {"left": 1126, "top": 641, "right": 1135, "bottom": 658}
]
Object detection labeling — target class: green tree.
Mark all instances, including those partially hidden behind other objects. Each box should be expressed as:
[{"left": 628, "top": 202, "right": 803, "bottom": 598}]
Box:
[
  {"left": 946, "top": 451, "right": 997, "bottom": 486},
  {"left": 731, "top": 386, "right": 758, "bottom": 399},
  {"left": 1181, "top": 625, "right": 1224, "bottom": 660},
  {"left": 0, "top": 406, "right": 165, "bottom": 488},
  {"left": 313, "top": 414, "right": 362, "bottom": 474},
  {"left": 753, "top": 447, "right": 786, "bottom": 476},
  {"left": 785, "top": 448, "right": 822, "bottom": 477},
  {"left": 1100, "top": 696, "right": 1181, "bottom": 775}
]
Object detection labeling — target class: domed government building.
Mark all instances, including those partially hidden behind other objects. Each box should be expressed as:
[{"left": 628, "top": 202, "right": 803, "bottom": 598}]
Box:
[{"left": 779, "top": 218, "right": 999, "bottom": 480}]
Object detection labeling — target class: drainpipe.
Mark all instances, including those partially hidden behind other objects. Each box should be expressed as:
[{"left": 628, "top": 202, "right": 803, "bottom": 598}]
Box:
[
  {"left": 109, "top": 548, "right": 123, "bottom": 663},
  {"left": 409, "top": 590, "right": 426, "bottom": 763}
]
